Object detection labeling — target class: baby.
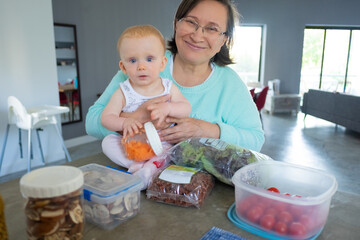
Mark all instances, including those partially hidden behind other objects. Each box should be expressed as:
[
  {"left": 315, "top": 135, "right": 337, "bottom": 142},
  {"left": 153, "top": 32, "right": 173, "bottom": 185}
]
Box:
[{"left": 101, "top": 25, "right": 191, "bottom": 186}]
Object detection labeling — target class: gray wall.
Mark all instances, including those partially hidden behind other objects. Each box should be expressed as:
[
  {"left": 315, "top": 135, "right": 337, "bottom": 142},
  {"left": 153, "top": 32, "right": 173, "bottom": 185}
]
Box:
[
  {"left": 52, "top": 0, "right": 360, "bottom": 139},
  {"left": 52, "top": 0, "right": 182, "bottom": 139}
]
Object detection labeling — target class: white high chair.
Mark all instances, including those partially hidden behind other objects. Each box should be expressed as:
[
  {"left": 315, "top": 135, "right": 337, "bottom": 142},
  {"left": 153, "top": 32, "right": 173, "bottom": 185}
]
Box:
[{"left": 0, "top": 96, "right": 72, "bottom": 173}]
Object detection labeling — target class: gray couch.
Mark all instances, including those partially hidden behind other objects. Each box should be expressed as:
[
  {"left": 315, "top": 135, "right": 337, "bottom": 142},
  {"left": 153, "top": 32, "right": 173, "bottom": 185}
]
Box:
[{"left": 301, "top": 89, "right": 360, "bottom": 133}]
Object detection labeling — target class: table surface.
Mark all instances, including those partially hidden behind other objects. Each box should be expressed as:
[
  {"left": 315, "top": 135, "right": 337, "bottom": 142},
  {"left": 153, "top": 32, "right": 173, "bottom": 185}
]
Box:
[{"left": 1, "top": 153, "right": 359, "bottom": 240}]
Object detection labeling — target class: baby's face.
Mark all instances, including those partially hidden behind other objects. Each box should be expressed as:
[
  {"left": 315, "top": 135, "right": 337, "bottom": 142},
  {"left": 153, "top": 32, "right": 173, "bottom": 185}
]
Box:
[{"left": 119, "top": 35, "right": 166, "bottom": 88}]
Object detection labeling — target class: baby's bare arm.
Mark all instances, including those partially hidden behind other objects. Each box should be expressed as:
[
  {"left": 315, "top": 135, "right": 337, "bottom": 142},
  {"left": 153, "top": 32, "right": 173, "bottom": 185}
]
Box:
[{"left": 101, "top": 89, "right": 128, "bottom": 132}]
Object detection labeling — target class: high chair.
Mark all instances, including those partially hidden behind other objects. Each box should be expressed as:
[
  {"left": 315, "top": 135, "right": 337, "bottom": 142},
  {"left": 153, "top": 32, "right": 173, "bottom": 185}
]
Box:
[{"left": 0, "top": 96, "right": 72, "bottom": 173}]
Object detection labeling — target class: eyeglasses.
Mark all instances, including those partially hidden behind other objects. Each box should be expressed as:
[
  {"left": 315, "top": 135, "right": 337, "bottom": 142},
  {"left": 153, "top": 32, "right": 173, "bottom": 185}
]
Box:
[{"left": 178, "top": 17, "right": 227, "bottom": 38}]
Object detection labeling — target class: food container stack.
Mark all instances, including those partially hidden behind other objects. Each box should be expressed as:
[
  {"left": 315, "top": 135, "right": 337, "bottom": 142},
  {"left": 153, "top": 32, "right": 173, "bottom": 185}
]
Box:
[
  {"left": 79, "top": 164, "right": 142, "bottom": 230},
  {"left": 20, "top": 166, "right": 84, "bottom": 240},
  {"left": 232, "top": 161, "right": 337, "bottom": 240}
]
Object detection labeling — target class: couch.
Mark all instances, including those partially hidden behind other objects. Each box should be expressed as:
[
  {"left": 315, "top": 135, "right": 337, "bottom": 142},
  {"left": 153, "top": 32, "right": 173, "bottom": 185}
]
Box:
[{"left": 301, "top": 89, "right": 360, "bottom": 133}]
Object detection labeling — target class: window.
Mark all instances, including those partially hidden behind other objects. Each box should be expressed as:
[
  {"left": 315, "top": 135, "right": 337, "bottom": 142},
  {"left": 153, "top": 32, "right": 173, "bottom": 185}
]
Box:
[
  {"left": 300, "top": 27, "right": 360, "bottom": 96},
  {"left": 230, "top": 25, "right": 263, "bottom": 85}
]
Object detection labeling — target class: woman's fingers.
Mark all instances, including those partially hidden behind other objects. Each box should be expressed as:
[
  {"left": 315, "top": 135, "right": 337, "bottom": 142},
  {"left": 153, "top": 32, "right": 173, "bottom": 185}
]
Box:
[{"left": 159, "top": 117, "right": 202, "bottom": 143}]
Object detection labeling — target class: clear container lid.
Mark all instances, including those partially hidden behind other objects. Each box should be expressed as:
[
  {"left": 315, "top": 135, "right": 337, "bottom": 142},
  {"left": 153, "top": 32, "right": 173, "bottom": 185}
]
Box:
[
  {"left": 20, "top": 166, "right": 84, "bottom": 198},
  {"left": 79, "top": 164, "right": 142, "bottom": 203},
  {"left": 144, "top": 121, "right": 163, "bottom": 156},
  {"left": 232, "top": 161, "right": 338, "bottom": 205}
]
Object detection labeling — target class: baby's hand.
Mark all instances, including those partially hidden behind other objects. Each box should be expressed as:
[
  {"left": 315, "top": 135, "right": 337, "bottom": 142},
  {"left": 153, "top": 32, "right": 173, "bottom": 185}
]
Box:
[
  {"left": 123, "top": 118, "right": 142, "bottom": 138},
  {"left": 147, "top": 102, "right": 170, "bottom": 127}
]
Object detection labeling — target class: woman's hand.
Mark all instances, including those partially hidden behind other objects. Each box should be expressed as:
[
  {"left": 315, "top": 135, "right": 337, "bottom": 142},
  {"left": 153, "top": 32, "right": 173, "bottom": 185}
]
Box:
[{"left": 158, "top": 117, "right": 220, "bottom": 144}]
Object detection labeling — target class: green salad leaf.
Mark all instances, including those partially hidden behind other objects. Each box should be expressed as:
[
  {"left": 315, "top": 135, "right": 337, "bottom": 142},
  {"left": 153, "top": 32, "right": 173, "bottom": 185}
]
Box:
[{"left": 169, "top": 138, "right": 272, "bottom": 185}]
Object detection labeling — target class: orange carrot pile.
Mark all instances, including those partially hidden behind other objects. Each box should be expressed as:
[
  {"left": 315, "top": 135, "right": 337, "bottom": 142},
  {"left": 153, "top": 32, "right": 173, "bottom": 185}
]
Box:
[{"left": 123, "top": 140, "right": 155, "bottom": 161}]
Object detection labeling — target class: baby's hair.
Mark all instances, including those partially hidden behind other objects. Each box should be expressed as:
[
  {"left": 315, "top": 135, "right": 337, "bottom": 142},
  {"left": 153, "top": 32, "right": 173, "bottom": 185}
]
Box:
[{"left": 117, "top": 25, "right": 165, "bottom": 56}]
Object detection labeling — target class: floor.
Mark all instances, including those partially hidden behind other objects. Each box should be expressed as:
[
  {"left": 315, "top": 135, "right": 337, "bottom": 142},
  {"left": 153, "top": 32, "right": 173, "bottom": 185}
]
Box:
[
  {"left": 0, "top": 139, "right": 103, "bottom": 184},
  {"left": 1, "top": 112, "right": 359, "bottom": 195},
  {"left": 261, "top": 112, "right": 360, "bottom": 195}
]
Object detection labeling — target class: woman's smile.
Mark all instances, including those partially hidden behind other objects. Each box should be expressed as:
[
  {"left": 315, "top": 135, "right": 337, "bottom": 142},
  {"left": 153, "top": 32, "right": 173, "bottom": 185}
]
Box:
[{"left": 184, "top": 40, "right": 206, "bottom": 50}]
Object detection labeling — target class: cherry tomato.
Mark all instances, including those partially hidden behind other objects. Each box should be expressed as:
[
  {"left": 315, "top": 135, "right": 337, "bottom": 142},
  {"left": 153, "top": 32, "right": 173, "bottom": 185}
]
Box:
[
  {"left": 246, "top": 205, "right": 263, "bottom": 223},
  {"left": 274, "top": 221, "right": 288, "bottom": 235},
  {"left": 237, "top": 197, "right": 253, "bottom": 216},
  {"left": 237, "top": 195, "right": 259, "bottom": 216},
  {"left": 255, "top": 202, "right": 267, "bottom": 212},
  {"left": 283, "top": 192, "right": 291, "bottom": 196},
  {"left": 258, "top": 196, "right": 273, "bottom": 208},
  {"left": 264, "top": 207, "right": 278, "bottom": 218},
  {"left": 273, "top": 201, "right": 288, "bottom": 212},
  {"left": 278, "top": 211, "right": 293, "bottom": 224},
  {"left": 260, "top": 214, "right": 276, "bottom": 230},
  {"left": 289, "top": 222, "right": 307, "bottom": 236},
  {"left": 299, "top": 214, "right": 314, "bottom": 231},
  {"left": 267, "top": 187, "right": 280, "bottom": 193},
  {"left": 289, "top": 205, "right": 303, "bottom": 219}
]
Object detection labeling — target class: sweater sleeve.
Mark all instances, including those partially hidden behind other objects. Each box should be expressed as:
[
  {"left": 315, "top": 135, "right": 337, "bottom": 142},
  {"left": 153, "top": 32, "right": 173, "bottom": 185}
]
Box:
[
  {"left": 85, "top": 71, "right": 127, "bottom": 139},
  {"left": 218, "top": 121, "right": 264, "bottom": 152},
  {"left": 213, "top": 70, "right": 265, "bottom": 152}
]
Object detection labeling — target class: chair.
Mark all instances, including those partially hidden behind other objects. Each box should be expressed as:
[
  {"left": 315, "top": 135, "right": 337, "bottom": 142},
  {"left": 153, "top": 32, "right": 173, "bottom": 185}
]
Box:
[
  {"left": 72, "top": 90, "right": 80, "bottom": 120},
  {"left": 254, "top": 86, "right": 269, "bottom": 124},
  {"left": 0, "top": 96, "right": 72, "bottom": 173},
  {"left": 249, "top": 88, "right": 255, "bottom": 99}
]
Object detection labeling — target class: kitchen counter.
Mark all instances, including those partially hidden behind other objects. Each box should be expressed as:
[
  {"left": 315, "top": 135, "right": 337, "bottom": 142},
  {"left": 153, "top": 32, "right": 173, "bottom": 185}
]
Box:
[{"left": 2, "top": 153, "right": 359, "bottom": 240}]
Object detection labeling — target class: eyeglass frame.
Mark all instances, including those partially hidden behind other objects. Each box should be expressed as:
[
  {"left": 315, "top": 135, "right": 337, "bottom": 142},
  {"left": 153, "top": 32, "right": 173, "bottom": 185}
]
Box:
[{"left": 177, "top": 17, "right": 227, "bottom": 37}]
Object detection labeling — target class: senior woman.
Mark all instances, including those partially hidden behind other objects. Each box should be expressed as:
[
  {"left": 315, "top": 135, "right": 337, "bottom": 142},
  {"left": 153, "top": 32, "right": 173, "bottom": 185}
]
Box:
[{"left": 86, "top": 0, "right": 264, "bottom": 153}]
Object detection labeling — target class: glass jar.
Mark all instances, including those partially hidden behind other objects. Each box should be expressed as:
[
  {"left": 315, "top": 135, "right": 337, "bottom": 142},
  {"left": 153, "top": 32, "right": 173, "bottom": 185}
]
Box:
[
  {"left": 0, "top": 194, "right": 8, "bottom": 240},
  {"left": 20, "top": 166, "right": 84, "bottom": 240},
  {"left": 122, "top": 122, "right": 163, "bottom": 161}
]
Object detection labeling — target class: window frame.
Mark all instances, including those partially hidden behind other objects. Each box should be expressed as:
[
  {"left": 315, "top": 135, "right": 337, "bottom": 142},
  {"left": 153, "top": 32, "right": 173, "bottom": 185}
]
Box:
[
  {"left": 302, "top": 26, "right": 360, "bottom": 93},
  {"left": 230, "top": 24, "right": 265, "bottom": 84}
]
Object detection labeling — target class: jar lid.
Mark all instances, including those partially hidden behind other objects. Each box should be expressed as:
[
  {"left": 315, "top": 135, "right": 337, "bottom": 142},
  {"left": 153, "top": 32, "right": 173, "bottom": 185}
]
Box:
[
  {"left": 144, "top": 122, "right": 163, "bottom": 156},
  {"left": 20, "top": 166, "right": 84, "bottom": 198}
]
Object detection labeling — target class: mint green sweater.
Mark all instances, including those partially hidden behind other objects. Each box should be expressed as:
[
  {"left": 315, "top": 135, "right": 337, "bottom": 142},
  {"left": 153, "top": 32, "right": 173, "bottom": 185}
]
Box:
[{"left": 86, "top": 51, "right": 264, "bottom": 151}]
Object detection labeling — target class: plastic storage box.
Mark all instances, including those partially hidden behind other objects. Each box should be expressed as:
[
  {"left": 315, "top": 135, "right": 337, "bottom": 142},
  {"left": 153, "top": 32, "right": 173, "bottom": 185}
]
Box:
[
  {"left": 232, "top": 161, "right": 337, "bottom": 239},
  {"left": 79, "top": 164, "right": 142, "bottom": 230}
]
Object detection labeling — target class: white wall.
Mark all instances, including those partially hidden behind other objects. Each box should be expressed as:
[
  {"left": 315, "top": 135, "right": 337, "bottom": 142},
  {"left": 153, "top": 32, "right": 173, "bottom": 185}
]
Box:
[{"left": 0, "top": 0, "right": 66, "bottom": 176}]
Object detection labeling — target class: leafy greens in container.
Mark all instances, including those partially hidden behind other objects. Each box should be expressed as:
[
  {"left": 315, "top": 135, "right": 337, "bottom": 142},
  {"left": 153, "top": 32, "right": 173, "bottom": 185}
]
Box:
[{"left": 168, "top": 138, "right": 272, "bottom": 185}]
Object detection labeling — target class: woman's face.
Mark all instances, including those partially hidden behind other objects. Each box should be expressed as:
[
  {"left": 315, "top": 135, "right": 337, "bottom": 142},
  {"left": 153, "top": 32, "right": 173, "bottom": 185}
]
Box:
[{"left": 175, "top": 0, "right": 228, "bottom": 66}]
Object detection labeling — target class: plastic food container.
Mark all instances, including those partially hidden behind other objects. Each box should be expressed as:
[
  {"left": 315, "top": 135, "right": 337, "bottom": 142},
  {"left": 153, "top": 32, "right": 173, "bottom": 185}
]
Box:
[
  {"left": 232, "top": 161, "right": 337, "bottom": 240},
  {"left": 79, "top": 164, "right": 142, "bottom": 230},
  {"left": 20, "top": 166, "right": 84, "bottom": 240},
  {"left": 122, "top": 121, "right": 163, "bottom": 161}
]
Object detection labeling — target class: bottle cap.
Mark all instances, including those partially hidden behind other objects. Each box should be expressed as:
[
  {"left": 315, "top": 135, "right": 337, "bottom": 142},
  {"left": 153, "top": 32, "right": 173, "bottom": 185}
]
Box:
[
  {"left": 144, "top": 122, "right": 163, "bottom": 156},
  {"left": 20, "top": 166, "right": 84, "bottom": 198}
]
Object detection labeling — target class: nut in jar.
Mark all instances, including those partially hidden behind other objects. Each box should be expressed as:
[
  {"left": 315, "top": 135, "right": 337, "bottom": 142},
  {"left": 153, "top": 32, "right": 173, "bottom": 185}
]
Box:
[
  {"left": 0, "top": 195, "right": 8, "bottom": 240},
  {"left": 20, "top": 166, "right": 84, "bottom": 240}
]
